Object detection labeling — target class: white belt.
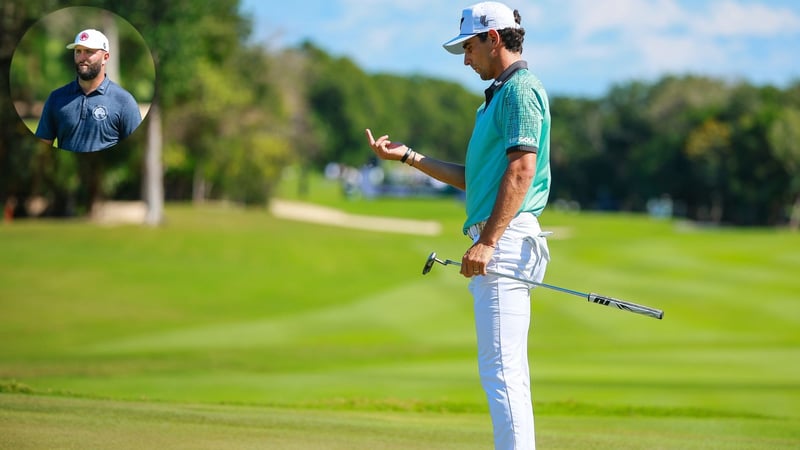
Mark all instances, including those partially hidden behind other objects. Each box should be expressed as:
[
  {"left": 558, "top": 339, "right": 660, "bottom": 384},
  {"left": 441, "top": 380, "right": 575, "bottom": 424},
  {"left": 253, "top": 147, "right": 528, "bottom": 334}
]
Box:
[{"left": 465, "top": 220, "right": 553, "bottom": 241}]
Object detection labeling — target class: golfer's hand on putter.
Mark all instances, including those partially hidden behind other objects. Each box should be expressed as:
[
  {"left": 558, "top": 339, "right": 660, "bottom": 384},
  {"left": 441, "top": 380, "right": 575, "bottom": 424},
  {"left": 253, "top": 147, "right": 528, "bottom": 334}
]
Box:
[
  {"left": 365, "top": 128, "right": 408, "bottom": 161},
  {"left": 461, "top": 243, "right": 494, "bottom": 278}
]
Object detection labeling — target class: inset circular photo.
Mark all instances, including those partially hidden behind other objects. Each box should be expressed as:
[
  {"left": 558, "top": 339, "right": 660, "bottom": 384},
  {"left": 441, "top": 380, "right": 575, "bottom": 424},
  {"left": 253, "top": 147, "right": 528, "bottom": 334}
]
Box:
[{"left": 10, "top": 6, "right": 155, "bottom": 153}]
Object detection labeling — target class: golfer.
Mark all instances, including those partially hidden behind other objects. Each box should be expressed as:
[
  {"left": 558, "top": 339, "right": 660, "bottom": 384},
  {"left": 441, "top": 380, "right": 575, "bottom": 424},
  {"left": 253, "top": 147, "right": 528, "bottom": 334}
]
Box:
[
  {"left": 35, "top": 28, "right": 142, "bottom": 152},
  {"left": 365, "top": 2, "right": 550, "bottom": 449}
]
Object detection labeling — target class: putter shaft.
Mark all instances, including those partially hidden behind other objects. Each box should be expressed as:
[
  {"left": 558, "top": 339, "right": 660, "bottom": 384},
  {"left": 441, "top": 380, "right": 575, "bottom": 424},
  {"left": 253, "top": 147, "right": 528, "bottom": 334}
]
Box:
[
  {"left": 424, "top": 252, "right": 663, "bottom": 320},
  {"left": 435, "top": 256, "right": 586, "bottom": 297}
]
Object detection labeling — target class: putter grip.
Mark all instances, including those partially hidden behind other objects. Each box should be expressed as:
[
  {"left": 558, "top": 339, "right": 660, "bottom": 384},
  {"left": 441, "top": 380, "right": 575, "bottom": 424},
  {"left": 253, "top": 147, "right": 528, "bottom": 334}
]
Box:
[{"left": 587, "top": 293, "right": 664, "bottom": 320}]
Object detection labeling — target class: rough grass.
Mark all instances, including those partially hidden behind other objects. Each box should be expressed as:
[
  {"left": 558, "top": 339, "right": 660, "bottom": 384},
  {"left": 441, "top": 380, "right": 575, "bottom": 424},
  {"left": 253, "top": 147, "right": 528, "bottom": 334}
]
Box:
[{"left": 1, "top": 191, "right": 799, "bottom": 448}]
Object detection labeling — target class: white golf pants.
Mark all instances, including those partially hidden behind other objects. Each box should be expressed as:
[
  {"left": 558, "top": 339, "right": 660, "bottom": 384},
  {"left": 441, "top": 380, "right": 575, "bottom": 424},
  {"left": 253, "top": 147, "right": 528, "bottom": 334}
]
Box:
[{"left": 468, "top": 213, "right": 550, "bottom": 450}]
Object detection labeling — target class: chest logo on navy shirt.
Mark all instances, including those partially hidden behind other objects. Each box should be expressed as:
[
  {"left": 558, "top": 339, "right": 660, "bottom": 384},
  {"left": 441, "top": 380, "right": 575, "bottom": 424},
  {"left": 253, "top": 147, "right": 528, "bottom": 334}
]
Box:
[{"left": 92, "top": 105, "right": 108, "bottom": 121}]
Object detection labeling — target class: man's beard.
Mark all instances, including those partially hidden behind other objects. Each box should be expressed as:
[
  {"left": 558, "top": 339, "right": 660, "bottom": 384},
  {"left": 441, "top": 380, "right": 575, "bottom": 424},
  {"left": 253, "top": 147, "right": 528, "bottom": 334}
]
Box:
[{"left": 76, "top": 62, "right": 102, "bottom": 81}]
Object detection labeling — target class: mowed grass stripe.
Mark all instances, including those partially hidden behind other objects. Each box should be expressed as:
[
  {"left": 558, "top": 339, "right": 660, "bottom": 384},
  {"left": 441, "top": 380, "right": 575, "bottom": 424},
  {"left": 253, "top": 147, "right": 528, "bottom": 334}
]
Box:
[
  {"left": 0, "top": 393, "right": 494, "bottom": 450},
  {"left": 1, "top": 394, "right": 798, "bottom": 450},
  {"left": 87, "top": 278, "right": 473, "bottom": 354}
]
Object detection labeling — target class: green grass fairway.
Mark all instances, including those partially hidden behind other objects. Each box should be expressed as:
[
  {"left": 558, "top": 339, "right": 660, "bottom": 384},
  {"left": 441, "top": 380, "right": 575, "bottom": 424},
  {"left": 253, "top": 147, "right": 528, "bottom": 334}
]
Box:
[
  {"left": 1, "top": 194, "right": 799, "bottom": 449},
  {"left": 1, "top": 394, "right": 797, "bottom": 450}
]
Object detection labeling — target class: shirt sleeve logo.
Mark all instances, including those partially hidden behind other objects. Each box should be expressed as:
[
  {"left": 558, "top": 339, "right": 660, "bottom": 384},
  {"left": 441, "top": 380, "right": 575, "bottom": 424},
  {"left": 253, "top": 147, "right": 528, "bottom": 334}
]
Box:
[
  {"left": 92, "top": 105, "right": 108, "bottom": 121},
  {"left": 513, "top": 136, "right": 538, "bottom": 146}
]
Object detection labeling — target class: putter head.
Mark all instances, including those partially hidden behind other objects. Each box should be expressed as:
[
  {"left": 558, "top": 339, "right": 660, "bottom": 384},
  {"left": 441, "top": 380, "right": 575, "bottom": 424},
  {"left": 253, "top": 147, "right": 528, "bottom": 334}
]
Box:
[{"left": 422, "top": 252, "right": 437, "bottom": 275}]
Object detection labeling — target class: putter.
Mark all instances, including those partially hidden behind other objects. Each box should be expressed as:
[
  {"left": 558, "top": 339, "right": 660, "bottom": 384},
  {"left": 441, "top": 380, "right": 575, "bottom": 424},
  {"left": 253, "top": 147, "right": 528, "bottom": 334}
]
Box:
[{"left": 423, "top": 252, "right": 663, "bottom": 320}]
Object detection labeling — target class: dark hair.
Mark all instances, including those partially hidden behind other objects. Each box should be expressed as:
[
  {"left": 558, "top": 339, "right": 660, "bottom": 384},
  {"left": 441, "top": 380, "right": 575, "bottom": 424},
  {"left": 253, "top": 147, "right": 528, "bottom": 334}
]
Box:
[{"left": 477, "top": 10, "right": 525, "bottom": 53}]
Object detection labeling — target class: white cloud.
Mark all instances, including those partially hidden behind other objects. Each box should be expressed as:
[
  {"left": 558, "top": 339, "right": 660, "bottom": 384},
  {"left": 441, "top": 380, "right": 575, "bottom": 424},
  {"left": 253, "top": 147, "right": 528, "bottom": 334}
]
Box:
[
  {"left": 635, "top": 34, "right": 727, "bottom": 76},
  {"left": 695, "top": 0, "right": 800, "bottom": 37},
  {"left": 567, "top": 0, "right": 686, "bottom": 39},
  {"left": 545, "top": 0, "right": 800, "bottom": 88},
  {"left": 562, "top": 0, "right": 800, "bottom": 40}
]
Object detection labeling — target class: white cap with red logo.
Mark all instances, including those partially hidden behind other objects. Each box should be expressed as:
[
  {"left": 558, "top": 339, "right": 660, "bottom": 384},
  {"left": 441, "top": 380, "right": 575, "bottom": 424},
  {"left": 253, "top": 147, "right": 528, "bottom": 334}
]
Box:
[{"left": 66, "top": 29, "right": 109, "bottom": 52}]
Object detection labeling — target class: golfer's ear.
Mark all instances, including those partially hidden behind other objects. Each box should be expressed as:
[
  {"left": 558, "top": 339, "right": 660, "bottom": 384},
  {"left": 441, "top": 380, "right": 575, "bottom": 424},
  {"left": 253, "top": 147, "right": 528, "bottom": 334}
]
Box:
[{"left": 489, "top": 29, "right": 501, "bottom": 48}]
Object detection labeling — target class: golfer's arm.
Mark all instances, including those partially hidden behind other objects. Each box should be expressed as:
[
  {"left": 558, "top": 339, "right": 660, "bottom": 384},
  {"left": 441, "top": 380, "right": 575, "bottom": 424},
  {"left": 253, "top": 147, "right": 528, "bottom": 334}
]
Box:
[
  {"left": 407, "top": 152, "right": 466, "bottom": 191},
  {"left": 479, "top": 152, "right": 537, "bottom": 247}
]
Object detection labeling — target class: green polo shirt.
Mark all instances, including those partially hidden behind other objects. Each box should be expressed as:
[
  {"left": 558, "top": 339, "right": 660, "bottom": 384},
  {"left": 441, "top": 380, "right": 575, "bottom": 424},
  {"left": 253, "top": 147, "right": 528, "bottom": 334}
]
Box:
[{"left": 463, "top": 61, "right": 551, "bottom": 233}]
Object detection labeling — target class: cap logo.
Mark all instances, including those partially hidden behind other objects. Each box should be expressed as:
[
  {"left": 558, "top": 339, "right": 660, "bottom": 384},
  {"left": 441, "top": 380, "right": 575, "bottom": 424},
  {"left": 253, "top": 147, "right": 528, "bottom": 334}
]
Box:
[
  {"left": 80, "top": 32, "right": 89, "bottom": 41},
  {"left": 480, "top": 15, "right": 488, "bottom": 27}
]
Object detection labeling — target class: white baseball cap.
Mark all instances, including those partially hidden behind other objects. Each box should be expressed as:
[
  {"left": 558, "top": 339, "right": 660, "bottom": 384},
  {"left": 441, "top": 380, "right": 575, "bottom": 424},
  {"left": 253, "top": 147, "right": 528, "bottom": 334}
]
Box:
[
  {"left": 442, "top": 2, "right": 520, "bottom": 54},
  {"left": 66, "top": 29, "right": 109, "bottom": 52}
]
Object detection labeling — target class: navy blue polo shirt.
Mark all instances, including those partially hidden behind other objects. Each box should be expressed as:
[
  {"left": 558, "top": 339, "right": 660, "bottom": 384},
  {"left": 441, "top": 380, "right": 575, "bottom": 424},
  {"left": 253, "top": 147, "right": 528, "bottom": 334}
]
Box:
[{"left": 35, "top": 76, "right": 142, "bottom": 152}]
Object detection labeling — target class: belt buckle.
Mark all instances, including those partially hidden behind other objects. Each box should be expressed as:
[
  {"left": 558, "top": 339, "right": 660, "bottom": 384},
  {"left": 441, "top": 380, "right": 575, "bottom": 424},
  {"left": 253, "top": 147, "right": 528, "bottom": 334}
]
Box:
[{"left": 468, "top": 221, "right": 486, "bottom": 240}]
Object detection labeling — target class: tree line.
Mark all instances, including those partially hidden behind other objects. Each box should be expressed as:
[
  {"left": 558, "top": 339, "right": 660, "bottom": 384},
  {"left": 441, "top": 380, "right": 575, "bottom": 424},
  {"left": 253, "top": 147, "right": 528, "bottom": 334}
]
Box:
[{"left": 1, "top": 0, "right": 798, "bottom": 227}]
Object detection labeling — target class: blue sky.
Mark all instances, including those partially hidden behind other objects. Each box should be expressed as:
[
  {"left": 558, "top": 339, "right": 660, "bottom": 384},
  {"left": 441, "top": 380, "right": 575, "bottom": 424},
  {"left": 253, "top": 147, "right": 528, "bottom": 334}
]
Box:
[{"left": 240, "top": 0, "right": 800, "bottom": 97}]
